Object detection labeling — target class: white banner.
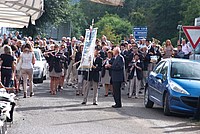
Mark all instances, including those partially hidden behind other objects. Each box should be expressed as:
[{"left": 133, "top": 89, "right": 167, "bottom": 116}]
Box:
[
  {"left": 89, "top": 0, "right": 124, "bottom": 6},
  {"left": 78, "top": 28, "right": 98, "bottom": 70}
]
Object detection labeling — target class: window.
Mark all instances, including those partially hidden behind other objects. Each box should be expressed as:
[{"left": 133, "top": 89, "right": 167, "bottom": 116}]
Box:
[
  {"left": 171, "top": 62, "right": 200, "bottom": 80},
  {"left": 34, "top": 51, "right": 40, "bottom": 61},
  {"left": 153, "top": 61, "right": 166, "bottom": 74},
  {"left": 160, "top": 62, "right": 169, "bottom": 81}
]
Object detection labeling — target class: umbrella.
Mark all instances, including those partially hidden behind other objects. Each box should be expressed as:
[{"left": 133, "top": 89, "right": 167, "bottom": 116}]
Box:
[
  {"left": 0, "top": 0, "right": 44, "bottom": 28},
  {"left": 89, "top": 0, "right": 124, "bottom": 6}
]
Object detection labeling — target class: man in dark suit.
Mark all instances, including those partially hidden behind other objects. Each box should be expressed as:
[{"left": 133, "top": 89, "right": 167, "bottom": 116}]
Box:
[
  {"left": 106, "top": 47, "right": 125, "bottom": 108},
  {"left": 82, "top": 49, "right": 102, "bottom": 105}
]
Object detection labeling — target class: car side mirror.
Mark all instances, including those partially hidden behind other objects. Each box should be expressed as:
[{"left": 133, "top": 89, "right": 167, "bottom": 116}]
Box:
[{"left": 156, "top": 73, "right": 163, "bottom": 80}]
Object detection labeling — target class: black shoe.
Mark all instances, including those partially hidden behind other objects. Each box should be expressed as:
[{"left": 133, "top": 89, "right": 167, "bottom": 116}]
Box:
[
  {"left": 30, "top": 92, "right": 34, "bottom": 97},
  {"left": 112, "top": 105, "right": 122, "bottom": 108},
  {"left": 93, "top": 103, "right": 98, "bottom": 105},
  {"left": 104, "top": 94, "right": 108, "bottom": 97},
  {"left": 81, "top": 102, "right": 86, "bottom": 105},
  {"left": 23, "top": 92, "right": 27, "bottom": 98}
]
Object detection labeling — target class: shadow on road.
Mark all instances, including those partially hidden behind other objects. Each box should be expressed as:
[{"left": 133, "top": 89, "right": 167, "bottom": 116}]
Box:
[
  {"left": 54, "top": 117, "right": 129, "bottom": 126},
  {"left": 152, "top": 122, "right": 200, "bottom": 133}
]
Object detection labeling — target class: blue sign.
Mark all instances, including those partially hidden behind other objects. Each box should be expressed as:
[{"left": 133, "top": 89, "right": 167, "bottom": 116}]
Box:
[{"left": 133, "top": 27, "right": 148, "bottom": 41}]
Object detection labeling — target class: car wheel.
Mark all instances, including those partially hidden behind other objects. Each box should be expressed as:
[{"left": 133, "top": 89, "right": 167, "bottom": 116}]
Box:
[
  {"left": 43, "top": 71, "right": 47, "bottom": 80},
  {"left": 163, "top": 92, "right": 171, "bottom": 116},
  {"left": 38, "top": 72, "right": 44, "bottom": 83},
  {"left": 43, "top": 75, "right": 47, "bottom": 80},
  {"left": 144, "top": 87, "right": 154, "bottom": 108}
]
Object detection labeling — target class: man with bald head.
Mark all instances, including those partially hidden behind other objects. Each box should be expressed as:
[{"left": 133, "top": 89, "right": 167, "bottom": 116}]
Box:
[{"left": 106, "top": 47, "right": 125, "bottom": 108}]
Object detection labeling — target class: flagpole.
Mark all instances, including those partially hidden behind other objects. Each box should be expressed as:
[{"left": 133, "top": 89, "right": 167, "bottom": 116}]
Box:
[{"left": 88, "top": 19, "right": 95, "bottom": 82}]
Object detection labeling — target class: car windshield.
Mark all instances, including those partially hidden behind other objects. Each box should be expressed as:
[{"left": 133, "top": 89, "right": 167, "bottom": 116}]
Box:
[
  {"left": 34, "top": 51, "right": 40, "bottom": 61},
  {"left": 171, "top": 62, "right": 200, "bottom": 80}
]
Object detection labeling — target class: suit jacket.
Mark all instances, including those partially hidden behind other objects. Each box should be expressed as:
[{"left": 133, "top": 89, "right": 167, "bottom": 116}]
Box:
[
  {"left": 45, "top": 52, "right": 63, "bottom": 73},
  {"left": 141, "top": 52, "right": 150, "bottom": 71},
  {"left": 101, "top": 57, "right": 114, "bottom": 77},
  {"left": 128, "top": 61, "right": 143, "bottom": 80},
  {"left": 121, "top": 50, "right": 129, "bottom": 69},
  {"left": 111, "top": 55, "right": 125, "bottom": 82},
  {"left": 84, "top": 56, "right": 102, "bottom": 82},
  {"left": 99, "top": 50, "right": 107, "bottom": 60},
  {"left": 148, "top": 46, "right": 162, "bottom": 63}
]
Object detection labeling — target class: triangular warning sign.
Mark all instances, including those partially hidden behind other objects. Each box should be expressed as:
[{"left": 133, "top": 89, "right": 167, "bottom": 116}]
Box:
[{"left": 182, "top": 26, "right": 200, "bottom": 49}]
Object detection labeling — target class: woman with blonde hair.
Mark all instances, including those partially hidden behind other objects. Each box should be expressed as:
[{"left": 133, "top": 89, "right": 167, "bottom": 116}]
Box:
[
  {"left": 20, "top": 43, "right": 35, "bottom": 98},
  {"left": 0, "top": 45, "right": 15, "bottom": 87},
  {"left": 163, "top": 39, "right": 174, "bottom": 59}
]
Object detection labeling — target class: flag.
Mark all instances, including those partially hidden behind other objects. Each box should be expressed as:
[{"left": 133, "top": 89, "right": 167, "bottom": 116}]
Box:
[
  {"left": 89, "top": 0, "right": 124, "bottom": 6},
  {"left": 78, "top": 28, "right": 98, "bottom": 70}
]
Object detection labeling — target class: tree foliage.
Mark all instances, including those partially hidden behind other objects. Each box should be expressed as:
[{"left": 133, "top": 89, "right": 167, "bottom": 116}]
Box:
[
  {"left": 181, "top": 0, "right": 200, "bottom": 25},
  {"left": 95, "top": 14, "right": 132, "bottom": 43},
  {"left": 32, "top": 0, "right": 200, "bottom": 42}
]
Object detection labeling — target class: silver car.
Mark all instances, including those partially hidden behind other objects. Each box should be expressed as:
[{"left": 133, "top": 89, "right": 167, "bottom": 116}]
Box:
[{"left": 33, "top": 48, "right": 47, "bottom": 83}]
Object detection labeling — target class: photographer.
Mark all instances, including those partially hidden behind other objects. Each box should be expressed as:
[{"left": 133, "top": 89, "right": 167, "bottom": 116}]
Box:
[{"left": 128, "top": 54, "right": 143, "bottom": 98}]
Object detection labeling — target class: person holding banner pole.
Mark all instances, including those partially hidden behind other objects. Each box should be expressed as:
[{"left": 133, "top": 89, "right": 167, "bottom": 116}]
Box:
[
  {"left": 66, "top": 38, "right": 78, "bottom": 86},
  {"left": 81, "top": 49, "right": 102, "bottom": 105},
  {"left": 75, "top": 44, "right": 84, "bottom": 95},
  {"left": 106, "top": 47, "right": 125, "bottom": 108}
]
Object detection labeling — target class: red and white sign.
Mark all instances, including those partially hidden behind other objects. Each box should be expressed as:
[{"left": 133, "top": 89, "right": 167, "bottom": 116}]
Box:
[{"left": 182, "top": 26, "right": 200, "bottom": 49}]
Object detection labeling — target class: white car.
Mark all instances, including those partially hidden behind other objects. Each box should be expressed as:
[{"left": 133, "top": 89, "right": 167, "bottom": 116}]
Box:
[
  {"left": 33, "top": 48, "right": 47, "bottom": 83},
  {"left": 189, "top": 43, "right": 200, "bottom": 60}
]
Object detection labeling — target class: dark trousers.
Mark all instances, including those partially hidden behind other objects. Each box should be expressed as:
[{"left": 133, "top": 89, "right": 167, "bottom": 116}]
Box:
[
  {"left": 1, "top": 68, "right": 12, "bottom": 87},
  {"left": 112, "top": 82, "right": 122, "bottom": 106}
]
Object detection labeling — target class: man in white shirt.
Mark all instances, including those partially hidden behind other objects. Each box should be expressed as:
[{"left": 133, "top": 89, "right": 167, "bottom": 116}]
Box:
[{"left": 181, "top": 39, "right": 192, "bottom": 59}]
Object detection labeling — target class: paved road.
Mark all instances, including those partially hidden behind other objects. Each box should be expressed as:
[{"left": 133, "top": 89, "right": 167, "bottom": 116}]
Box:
[{"left": 8, "top": 80, "right": 200, "bottom": 134}]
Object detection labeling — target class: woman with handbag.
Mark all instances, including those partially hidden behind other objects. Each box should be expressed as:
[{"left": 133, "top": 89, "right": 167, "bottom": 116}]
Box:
[
  {"left": 0, "top": 45, "right": 15, "bottom": 88},
  {"left": 20, "top": 43, "right": 36, "bottom": 98}
]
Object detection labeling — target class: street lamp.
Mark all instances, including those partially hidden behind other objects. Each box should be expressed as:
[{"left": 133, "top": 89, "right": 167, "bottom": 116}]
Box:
[{"left": 177, "top": 25, "right": 182, "bottom": 44}]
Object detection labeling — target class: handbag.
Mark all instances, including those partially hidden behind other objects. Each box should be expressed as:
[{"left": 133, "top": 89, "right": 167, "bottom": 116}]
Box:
[{"left": 16, "top": 58, "right": 22, "bottom": 71}]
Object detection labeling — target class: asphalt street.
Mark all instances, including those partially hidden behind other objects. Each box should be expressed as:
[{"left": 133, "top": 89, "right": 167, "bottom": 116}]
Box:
[{"left": 8, "top": 79, "right": 200, "bottom": 134}]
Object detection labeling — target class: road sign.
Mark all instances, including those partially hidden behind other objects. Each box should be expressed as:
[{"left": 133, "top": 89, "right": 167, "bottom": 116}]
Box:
[
  {"left": 195, "top": 17, "right": 200, "bottom": 26},
  {"left": 182, "top": 26, "right": 200, "bottom": 49},
  {"left": 133, "top": 26, "right": 148, "bottom": 41}
]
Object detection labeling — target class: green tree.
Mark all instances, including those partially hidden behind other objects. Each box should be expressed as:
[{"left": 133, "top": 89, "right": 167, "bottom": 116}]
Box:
[
  {"left": 128, "top": 10, "right": 146, "bottom": 26},
  {"left": 149, "top": 0, "right": 182, "bottom": 42},
  {"left": 181, "top": 0, "right": 200, "bottom": 25},
  {"left": 100, "top": 25, "right": 121, "bottom": 44},
  {"left": 95, "top": 14, "right": 132, "bottom": 43}
]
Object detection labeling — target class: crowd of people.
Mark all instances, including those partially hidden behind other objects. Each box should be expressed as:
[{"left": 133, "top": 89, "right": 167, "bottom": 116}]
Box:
[{"left": 0, "top": 32, "right": 193, "bottom": 107}]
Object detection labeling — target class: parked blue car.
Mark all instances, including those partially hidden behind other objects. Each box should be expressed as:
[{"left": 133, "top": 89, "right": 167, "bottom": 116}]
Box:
[{"left": 144, "top": 58, "right": 200, "bottom": 115}]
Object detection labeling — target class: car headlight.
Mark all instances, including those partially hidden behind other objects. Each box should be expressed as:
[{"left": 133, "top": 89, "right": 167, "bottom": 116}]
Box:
[{"left": 169, "top": 81, "right": 190, "bottom": 95}]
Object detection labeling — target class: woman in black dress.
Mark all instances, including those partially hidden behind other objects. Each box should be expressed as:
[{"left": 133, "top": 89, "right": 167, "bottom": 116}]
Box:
[{"left": 0, "top": 45, "right": 15, "bottom": 87}]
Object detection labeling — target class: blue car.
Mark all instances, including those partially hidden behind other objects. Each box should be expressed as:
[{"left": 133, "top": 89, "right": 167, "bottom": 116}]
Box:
[{"left": 144, "top": 58, "right": 200, "bottom": 115}]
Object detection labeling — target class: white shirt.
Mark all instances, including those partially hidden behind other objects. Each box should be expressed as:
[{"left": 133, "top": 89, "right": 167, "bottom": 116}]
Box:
[
  {"left": 21, "top": 52, "right": 34, "bottom": 69},
  {"left": 133, "top": 60, "right": 140, "bottom": 77},
  {"left": 182, "top": 43, "right": 191, "bottom": 55}
]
